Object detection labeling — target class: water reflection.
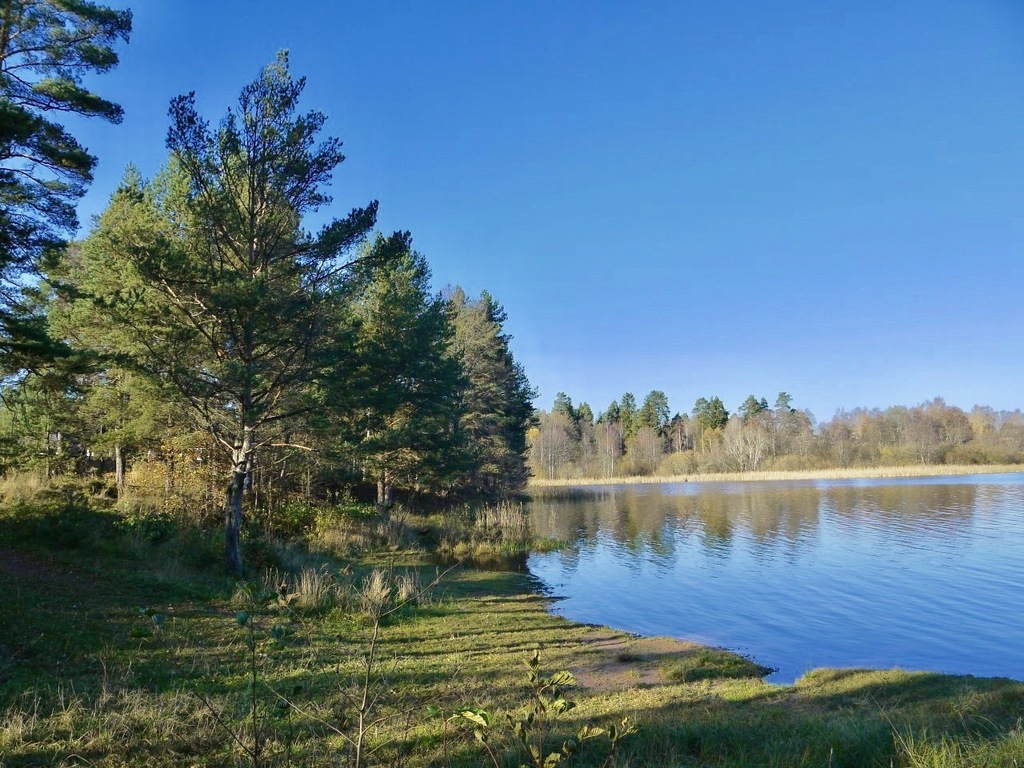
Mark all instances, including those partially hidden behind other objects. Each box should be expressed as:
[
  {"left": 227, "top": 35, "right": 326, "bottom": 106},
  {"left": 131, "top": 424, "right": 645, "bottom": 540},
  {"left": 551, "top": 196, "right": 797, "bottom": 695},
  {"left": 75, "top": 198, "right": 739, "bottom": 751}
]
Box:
[
  {"left": 532, "top": 482, "right": 980, "bottom": 548},
  {"left": 527, "top": 475, "right": 1024, "bottom": 683}
]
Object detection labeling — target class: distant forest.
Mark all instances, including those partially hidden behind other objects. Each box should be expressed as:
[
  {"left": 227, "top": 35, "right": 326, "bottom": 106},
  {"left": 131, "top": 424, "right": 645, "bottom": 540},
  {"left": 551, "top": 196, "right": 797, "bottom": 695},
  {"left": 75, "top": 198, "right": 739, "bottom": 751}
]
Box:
[{"left": 528, "top": 391, "right": 1024, "bottom": 480}]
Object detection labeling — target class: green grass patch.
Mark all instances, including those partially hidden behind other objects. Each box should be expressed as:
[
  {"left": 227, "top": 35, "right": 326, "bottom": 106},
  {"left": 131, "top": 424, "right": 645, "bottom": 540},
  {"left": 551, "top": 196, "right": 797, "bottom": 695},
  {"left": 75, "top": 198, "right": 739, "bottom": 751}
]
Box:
[{"left": 664, "top": 647, "right": 775, "bottom": 683}]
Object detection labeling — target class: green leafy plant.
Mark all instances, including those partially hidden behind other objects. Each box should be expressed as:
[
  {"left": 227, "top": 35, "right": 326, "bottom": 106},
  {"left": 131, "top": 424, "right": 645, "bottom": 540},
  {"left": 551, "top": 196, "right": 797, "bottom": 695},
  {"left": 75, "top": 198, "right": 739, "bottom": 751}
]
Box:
[
  {"left": 129, "top": 606, "right": 167, "bottom": 639},
  {"left": 435, "top": 650, "right": 637, "bottom": 768},
  {"left": 193, "top": 585, "right": 305, "bottom": 768}
]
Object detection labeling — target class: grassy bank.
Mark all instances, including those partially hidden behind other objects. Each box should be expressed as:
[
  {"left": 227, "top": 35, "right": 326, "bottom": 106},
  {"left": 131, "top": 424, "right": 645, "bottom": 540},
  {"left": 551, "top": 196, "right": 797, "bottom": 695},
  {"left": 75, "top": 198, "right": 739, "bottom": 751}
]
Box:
[
  {"left": 529, "top": 463, "right": 1024, "bottom": 488},
  {"left": 2, "top": 501, "right": 1024, "bottom": 766}
]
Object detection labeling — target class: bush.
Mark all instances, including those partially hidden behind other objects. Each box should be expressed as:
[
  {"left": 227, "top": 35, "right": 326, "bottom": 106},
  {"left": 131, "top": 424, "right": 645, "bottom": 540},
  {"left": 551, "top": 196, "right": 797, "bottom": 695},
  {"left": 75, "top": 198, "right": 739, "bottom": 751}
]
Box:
[
  {"left": 764, "top": 453, "right": 829, "bottom": 472},
  {"left": 656, "top": 451, "right": 699, "bottom": 476},
  {"left": 255, "top": 500, "right": 322, "bottom": 537},
  {"left": 943, "top": 443, "right": 1022, "bottom": 466},
  {"left": 118, "top": 508, "right": 178, "bottom": 543},
  {"left": 308, "top": 503, "right": 381, "bottom": 556},
  {"left": 434, "top": 502, "right": 535, "bottom": 566},
  {"left": 664, "top": 648, "right": 773, "bottom": 683},
  {"left": 0, "top": 471, "right": 47, "bottom": 504}
]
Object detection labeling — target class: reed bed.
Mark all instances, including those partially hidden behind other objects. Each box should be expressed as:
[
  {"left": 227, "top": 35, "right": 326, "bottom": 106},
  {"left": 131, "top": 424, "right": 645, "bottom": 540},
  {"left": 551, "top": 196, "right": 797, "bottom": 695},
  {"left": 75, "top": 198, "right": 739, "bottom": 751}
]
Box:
[
  {"left": 435, "top": 500, "right": 534, "bottom": 564},
  {"left": 473, "top": 499, "right": 531, "bottom": 544},
  {"left": 528, "top": 463, "right": 1024, "bottom": 488}
]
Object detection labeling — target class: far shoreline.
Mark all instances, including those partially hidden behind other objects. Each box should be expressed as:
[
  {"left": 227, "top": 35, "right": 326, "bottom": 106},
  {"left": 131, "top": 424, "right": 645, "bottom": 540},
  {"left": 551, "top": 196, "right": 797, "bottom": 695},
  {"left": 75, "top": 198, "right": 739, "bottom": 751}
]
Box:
[{"left": 527, "top": 463, "right": 1024, "bottom": 489}]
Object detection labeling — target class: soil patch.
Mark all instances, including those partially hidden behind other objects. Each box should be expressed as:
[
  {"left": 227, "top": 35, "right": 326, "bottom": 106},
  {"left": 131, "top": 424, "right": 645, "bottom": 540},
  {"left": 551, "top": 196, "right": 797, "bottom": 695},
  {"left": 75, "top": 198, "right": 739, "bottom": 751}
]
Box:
[
  {"left": 0, "top": 547, "right": 76, "bottom": 584},
  {"left": 573, "top": 627, "right": 700, "bottom": 691}
]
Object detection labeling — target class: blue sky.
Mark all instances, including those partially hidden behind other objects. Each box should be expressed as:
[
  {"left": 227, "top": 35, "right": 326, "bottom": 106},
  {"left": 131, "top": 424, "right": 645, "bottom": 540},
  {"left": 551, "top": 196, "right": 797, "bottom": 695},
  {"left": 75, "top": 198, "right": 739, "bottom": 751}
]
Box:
[{"left": 70, "top": 1, "right": 1024, "bottom": 424}]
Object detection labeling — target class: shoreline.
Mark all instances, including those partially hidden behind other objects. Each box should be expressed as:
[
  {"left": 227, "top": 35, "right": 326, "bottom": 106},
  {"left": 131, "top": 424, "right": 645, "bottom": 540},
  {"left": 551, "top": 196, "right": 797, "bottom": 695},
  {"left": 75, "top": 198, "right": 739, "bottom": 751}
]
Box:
[
  {"left": 5, "top": 524, "right": 1024, "bottom": 765},
  {"left": 527, "top": 463, "right": 1024, "bottom": 488}
]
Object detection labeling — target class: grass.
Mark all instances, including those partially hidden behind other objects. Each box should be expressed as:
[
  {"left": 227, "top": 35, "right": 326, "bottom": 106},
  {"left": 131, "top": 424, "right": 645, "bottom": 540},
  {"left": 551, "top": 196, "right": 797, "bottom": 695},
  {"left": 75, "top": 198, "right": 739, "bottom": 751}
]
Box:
[
  {"left": 664, "top": 648, "right": 775, "bottom": 683},
  {"left": 529, "top": 463, "right": 1024, "bottom": 488},
  {"left": 431, "top": 500, "right": 536, "bottom": 567},
  {"left": 2, "top": 499, "right": 1024, "bottom": 766}
]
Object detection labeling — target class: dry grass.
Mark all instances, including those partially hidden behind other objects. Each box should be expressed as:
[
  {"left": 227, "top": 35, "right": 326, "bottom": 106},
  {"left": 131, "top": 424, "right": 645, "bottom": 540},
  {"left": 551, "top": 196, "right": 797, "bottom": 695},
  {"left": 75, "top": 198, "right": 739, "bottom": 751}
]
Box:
[
  {"left": 528, "top": 464, "right": 1024, "bottom": 488},
  {"left": 310, "top": 516, "right": 378, "bottom": 556},
  {"left": 0, "top": 471, "right": 48, "bottom": 503},
  {"left": 240, "top": 565, "right": 425, "bottom": 618},
  {"left": 473, "top": 500, "right": 531, "bottom": 544},
  {"left": 0, "top": 687, "right": 222, "bottom": 762},
  {"left": 435, "top": 501, "right": 534, "bottom": 565},
  {"left": 393, "top": 570, "right": 422, "bottom": 605},
  {"left": 290, "top": 566, "right": 343, "bottom": 612},
  {"left": 234, "top": 565, "right": 355, "bottom": 613},
  {"left": 359, "top": 568, "right": 393, "bottom": 616}
]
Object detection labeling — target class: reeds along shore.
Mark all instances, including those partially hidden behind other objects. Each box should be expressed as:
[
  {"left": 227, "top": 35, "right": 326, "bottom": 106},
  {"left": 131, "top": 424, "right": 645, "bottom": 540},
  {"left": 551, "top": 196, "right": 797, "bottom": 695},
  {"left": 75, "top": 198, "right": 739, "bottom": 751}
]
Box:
[{"left": 527, "top": 464, "right": 1024, "bottom": 488}]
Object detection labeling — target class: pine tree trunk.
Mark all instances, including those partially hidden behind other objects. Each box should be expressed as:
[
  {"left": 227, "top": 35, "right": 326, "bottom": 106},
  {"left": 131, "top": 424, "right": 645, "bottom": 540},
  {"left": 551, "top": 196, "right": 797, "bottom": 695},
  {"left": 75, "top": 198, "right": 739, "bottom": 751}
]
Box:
[
  {"left": 376, "top": 471, "right": 393, "bottom": 512},
  {"left": 224, "top": 429, "right": 253, "bottom": 576},
  {"left": 165, "top": 415, "right": 174, "bottom": 493},
  {"left": 52, "top": 431, "right": 62, "bottom": 478}
]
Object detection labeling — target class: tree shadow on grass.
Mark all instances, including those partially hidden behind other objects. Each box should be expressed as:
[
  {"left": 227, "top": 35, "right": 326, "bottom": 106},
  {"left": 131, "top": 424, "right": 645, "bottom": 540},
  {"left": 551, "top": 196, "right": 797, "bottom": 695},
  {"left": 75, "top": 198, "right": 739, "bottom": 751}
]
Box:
[
  {"left": 578, "top": 663, "right": 1024, "bottom": 768},
  {"left": 0, "top": 507, "right": 230, "bottom": 698}
]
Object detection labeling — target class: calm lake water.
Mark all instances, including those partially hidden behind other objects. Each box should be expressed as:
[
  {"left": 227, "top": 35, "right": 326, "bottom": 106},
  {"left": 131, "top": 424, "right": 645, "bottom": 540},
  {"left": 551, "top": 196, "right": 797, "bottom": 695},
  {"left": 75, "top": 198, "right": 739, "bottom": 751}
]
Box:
[{"left": 526, "top": 474, "right": 1024, "bottom": 684}]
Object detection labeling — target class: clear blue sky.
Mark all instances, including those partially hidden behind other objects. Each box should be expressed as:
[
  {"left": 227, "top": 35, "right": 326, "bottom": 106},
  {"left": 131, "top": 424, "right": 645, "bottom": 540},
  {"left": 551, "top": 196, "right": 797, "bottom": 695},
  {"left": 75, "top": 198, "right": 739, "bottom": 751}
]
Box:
[{"left": 70, "top": 1, "right": 1024, "bottom": 424}]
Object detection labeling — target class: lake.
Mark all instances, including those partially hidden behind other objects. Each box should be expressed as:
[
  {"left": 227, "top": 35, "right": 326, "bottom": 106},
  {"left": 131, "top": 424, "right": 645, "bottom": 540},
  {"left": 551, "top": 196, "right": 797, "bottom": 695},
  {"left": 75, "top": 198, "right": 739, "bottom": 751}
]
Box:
[{"left": 526, "top": 473, "right": 1024, "bottom": 684}]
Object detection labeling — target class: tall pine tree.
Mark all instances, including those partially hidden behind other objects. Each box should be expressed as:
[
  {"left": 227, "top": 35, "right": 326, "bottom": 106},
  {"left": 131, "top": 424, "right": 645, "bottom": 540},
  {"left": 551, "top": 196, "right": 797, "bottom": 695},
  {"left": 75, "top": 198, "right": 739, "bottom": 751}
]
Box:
[
  {"left": 321, "top": 232, "right": 465, "bottom": 509},
  {"left": 0, "top": 1, "right": 131, "bottom": 366},
  {"left": 80, "top": 54, "right": 376, "bottom": 574}
]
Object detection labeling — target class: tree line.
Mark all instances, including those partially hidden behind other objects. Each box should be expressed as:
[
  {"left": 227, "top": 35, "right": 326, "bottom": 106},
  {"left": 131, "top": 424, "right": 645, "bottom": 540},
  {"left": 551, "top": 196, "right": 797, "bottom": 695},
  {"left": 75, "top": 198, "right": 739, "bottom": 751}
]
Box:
[
  {"left": 529, "top": 390, "right": 1024, "bottom": 480},
  {"left": 0, "top": 5, "right": 534, "bottom": 574}
]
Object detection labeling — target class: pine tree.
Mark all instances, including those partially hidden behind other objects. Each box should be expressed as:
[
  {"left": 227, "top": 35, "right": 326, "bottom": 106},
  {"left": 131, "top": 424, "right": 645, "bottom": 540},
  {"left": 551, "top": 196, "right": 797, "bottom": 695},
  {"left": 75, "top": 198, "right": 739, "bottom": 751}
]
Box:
[
  {"left": 693, "top": 396, "right": 729, "bottom": 452},
  {"left": 0, "top": 1, "right": 131, "bottom": 364},
  {"left": 80, "top": 54, "right": 376, "bottom": 574},
  {"left": 620, "top": 392, "right": 638, "bottom": 439},
  {"left": 638, "top": 390, "right": 670, "bottom": 433}
]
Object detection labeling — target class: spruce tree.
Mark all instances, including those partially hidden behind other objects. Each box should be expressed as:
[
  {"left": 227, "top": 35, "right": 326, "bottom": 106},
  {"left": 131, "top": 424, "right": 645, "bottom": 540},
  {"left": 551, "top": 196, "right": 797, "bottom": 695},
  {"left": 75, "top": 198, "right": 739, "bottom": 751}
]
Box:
[
  {"left": 447, "top": 287, "right": 535, "bottom": 497},
  {"left": 323, "top": 231, "right": 465, "bottom": 509}
]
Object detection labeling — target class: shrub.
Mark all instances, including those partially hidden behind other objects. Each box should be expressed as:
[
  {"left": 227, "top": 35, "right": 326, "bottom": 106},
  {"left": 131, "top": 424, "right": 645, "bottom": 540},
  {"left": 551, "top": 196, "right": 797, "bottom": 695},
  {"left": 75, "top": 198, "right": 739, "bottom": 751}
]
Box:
[
  {"left": 309, "top": 506, "right": 379, "bottom": 556},
  {"left": 118, "top": 508, "right": 178, "bottom": 544},
  {"left": 255, "top": 500, "right": 322, "bottom": 537},
  {"left": 656, "top": 451, "right": 699, "bottom": 476}
]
